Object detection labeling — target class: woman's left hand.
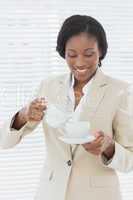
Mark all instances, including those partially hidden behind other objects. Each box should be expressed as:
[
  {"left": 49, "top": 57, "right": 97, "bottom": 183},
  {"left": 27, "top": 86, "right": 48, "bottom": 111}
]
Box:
[{"left": 82, "top": 131, "right": 115, "bottom": 159}]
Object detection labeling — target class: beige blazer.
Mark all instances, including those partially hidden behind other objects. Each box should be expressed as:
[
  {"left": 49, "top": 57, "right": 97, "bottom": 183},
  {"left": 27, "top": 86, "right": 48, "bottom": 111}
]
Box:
[{"left": 1, "top": 69, "right": 133, "bottom": 200}]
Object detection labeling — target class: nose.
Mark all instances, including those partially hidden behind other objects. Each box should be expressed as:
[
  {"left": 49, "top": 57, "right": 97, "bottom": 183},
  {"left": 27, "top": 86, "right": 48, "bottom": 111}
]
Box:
[{"left": 75, "top": 55, "right": 86, "bottom": 68}]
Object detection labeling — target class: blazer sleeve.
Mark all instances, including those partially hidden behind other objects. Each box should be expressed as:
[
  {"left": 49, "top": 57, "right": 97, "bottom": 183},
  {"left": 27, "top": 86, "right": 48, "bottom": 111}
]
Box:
[
  {"left": 0, "top": 80, "right": 46, "bottom": 149},
  {"left": 100, "top": 85, "right": 133, "bottom": 172}
]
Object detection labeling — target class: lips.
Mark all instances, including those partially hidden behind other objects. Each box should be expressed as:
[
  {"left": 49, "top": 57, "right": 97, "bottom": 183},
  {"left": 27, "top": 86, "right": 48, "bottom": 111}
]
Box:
[
  {"left": 74, "top": 68, "right": 89, "bottom": 75},
  {"left": 76, "top": 68, "right": 88, "bottom": 72}
]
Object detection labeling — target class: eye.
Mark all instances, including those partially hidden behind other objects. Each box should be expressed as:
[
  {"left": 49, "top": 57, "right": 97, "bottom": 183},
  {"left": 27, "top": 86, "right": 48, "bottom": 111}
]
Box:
[
  {"left": 84, "top": 51, "right": 95, "bottom": 57},
  {"left": 85, "top": 55, "right": 92, "bottom": 57},
  {"left": 84, "top": 53, "right": 94, "bottom": 57},
  {"left": 69, "top": 55, "right": 77, "bottom": 58},
  {"left": 67, "top": 53, "right": 77, "bottom": 58}
]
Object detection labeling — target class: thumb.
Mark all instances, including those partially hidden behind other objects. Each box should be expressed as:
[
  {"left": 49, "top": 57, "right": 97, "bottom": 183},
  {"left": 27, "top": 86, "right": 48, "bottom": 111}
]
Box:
[{"left": 92, "top": 130, "right": 104, "bottom": 138}]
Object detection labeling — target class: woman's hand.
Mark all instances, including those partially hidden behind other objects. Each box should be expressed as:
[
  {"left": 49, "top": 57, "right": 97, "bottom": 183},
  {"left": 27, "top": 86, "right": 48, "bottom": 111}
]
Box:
[
  {"left": 82, "top": 131, "right": 115, "bottom": 159},
  {"left": 12, "top": 97, "right": 47, "bottom": 130},
  {"left": 23, "top": 97, "right": 47, "bottom": 122}
]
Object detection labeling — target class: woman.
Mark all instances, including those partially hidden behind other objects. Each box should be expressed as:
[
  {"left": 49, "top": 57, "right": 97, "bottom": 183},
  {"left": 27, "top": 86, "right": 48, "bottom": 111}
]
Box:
[{"left": 1, "top": 15, "right": 133, "bottom": 200}]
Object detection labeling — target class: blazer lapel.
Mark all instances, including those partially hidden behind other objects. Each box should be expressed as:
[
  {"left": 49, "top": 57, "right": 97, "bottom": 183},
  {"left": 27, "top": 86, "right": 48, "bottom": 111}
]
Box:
[{"left": 79, "top": 69, "right": 109, "bottom": 120}]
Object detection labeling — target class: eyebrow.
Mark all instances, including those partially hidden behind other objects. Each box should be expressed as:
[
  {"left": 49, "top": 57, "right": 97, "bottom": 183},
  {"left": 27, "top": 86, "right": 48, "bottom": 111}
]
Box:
[{"left": 67, "top": 48, "right": 95, "bottom": 52}]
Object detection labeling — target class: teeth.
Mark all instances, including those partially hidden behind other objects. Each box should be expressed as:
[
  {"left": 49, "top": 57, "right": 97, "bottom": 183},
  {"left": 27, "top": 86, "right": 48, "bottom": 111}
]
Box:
[{"left": 76, "top": 69, "right": 87, "bottom": 72}]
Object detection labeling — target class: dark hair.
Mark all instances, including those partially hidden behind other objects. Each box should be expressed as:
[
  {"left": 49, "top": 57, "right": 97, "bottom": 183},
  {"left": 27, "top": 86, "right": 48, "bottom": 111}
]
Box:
[{"left": 56, "top": 15, "right": 108, "bottom": 67}]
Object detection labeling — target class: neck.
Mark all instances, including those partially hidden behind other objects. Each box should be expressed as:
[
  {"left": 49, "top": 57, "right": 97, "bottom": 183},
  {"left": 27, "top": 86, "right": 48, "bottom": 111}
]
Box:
[{"left": 74, "top": 80, "right": 86, "bottom": 89}]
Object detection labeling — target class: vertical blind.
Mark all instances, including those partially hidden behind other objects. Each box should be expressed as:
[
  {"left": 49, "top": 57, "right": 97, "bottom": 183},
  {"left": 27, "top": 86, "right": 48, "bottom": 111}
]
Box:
[{"left": 0, "top": 0, "right": 133, "bottom": 199}]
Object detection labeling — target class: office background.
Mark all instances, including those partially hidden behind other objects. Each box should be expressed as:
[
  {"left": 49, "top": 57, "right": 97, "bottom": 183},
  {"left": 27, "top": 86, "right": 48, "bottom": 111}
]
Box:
[{"left": 0, "top": 0, "right": 133, "bottom": 199}]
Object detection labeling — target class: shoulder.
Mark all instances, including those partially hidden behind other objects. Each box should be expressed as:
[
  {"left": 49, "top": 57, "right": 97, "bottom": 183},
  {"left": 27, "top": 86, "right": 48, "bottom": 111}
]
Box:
[
  {"left": 37, "top": 73, "right": 69, "bottom": 96},
  {"left": 101, "top": 71, "right": 132, "bottom": 109},
  {"left": 40, "top": 73, "right": 69, "bottom": 86},
  {"left": 103, "top": 72, "right": 130, "bottom": 92}
]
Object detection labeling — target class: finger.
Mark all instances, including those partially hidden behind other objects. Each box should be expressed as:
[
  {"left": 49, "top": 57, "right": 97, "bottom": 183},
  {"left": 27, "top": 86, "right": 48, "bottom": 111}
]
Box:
[
  {"left": 84, "top": 146, "right": 102, "bottom": 155},
  {"left": 89, "top": 136, "right": 103, "bottom": 145},
  {"left": 37, "top": 98, "right": 48, "bottom": 107},
  {"left": 31, "top": 102, "right": 47, "bottom": 111},
  {"left": 92, "top": 130, "right": 104, "bottom": 139},
  {"left": 32, "top": 98, "right": 47, "bottom": 106},
  {"left": 82, "top": 137, "right": 104, "bottom": 151},
  {"left": 93, "top": 137, "right": 104, "bottom": 148},
  {"left": 31, "top": 98, "right": 42, "bottom": 105},
  {"left": 29, "top": 111, "right": 44, "bottom": 121},
  {"left": 29, "top": 107, "right": 44, "bottom": 117},
  {"left": 82, "top": 143, "right": 91, "bottom": 149},
  {"left": 34, "top": 104, "right": 47, "bottom": 111},
  {"left": 94, "top": 135, "right": 104, "bottom": 142},
  {"left": 32, "top": 99, "right": 46, "bottom": 106}
]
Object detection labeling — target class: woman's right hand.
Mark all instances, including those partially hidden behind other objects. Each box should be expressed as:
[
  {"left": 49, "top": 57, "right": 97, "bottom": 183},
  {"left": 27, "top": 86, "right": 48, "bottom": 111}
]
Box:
[
  {"left": 12, "top": 97, "right": 47, "bottom": 130},
  {"left": 23, "top": 97, "right": 47, "bottom": 122}
]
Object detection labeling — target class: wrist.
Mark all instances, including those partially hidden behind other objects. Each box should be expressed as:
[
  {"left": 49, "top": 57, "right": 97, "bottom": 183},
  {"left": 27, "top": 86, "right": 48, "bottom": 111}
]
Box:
[
  {"left": 12, "top": 107, "right": 28, "bottom": 130},
  {"left": 18, "top": 107, "right": 28, "bottom": 124},
  {"left": 102, "top": 142, "right": 115, "bottom": 160}
]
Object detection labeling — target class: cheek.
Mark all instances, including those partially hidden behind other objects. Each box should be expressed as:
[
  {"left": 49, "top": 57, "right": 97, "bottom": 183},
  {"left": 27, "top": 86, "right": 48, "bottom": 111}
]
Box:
[
  {"left": 87, "top": 55, "right": 99, "bottom": 65},
  {"left": 66, "top": 58, "right": 75, "bottom": 67}
]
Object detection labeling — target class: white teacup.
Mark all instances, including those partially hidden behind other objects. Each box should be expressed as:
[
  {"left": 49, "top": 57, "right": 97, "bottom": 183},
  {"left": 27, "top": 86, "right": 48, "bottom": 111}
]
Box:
[
  {"left": 64, "top": 121, "right": 91, "bottom": 138},
  {"left": 45, "top": 104, "right": 71, "bottom": 128}
]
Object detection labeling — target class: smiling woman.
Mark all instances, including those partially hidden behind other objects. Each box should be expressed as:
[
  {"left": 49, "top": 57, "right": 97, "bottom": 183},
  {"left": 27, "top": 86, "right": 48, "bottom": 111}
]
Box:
[{"left": 1, "top": 14, "right": 133, "bottom": 200}]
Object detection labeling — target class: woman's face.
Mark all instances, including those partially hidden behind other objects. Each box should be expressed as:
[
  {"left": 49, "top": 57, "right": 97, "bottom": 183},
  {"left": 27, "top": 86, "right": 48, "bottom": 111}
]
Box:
[{"left": 65, "top": 32, "right": 101, "bottom": 84}]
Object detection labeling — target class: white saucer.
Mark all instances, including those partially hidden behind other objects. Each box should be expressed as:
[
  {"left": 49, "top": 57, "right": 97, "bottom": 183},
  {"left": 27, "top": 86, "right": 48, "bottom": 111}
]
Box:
[{"left": 58, "top": 135, "right": 95, "bottom": 144}]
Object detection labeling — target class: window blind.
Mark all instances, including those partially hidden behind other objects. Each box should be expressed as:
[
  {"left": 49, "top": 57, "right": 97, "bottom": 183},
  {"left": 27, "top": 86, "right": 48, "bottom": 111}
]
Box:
[{"left": 0, "top": 0, "right": 133, "bottom": 199}]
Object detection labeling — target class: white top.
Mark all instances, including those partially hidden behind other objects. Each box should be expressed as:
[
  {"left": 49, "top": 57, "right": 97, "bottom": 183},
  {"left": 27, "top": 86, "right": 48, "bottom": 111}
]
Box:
[{"left": 67, "top": 73, "right": 94, "bottom": 121}]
